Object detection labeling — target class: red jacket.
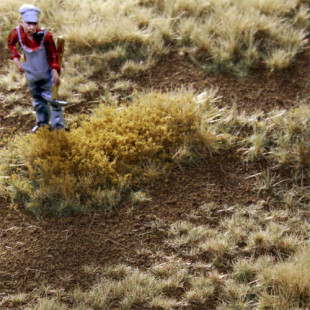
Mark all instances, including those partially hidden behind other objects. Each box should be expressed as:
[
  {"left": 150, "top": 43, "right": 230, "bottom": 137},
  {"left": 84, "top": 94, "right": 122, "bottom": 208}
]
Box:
[{"left": 8, "top": 25, "right": 61, "bottom": 72}]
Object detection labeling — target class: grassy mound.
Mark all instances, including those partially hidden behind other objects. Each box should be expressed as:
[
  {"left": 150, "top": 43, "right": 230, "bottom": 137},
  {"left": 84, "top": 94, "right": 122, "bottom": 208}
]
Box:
[
  {"left": 1, "top": 90, "right": 310, "bottom": 216},
  {"left": 0, "top": 89, "right": 232, "bottom": 215}
]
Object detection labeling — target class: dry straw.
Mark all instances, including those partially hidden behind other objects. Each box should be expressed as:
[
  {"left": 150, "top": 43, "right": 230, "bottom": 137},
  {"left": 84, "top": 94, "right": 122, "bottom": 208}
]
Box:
[{"left": 1, "top": 0, "right": 309, "bottom": 79}]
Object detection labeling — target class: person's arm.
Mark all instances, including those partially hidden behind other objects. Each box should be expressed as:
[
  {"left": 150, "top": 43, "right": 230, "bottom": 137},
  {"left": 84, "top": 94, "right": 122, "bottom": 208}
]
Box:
[
  {"left": 13, "top": 57, "right": 24, "bottom": 72},
  {"left": 8, "top": 27, "right": 24, "bottom": 72},
  {"left": 44, "top": 32, "right": 61, "bottom": 80},
  {"left": 52, "top": 68, "right": 60, "bottom": 85}
]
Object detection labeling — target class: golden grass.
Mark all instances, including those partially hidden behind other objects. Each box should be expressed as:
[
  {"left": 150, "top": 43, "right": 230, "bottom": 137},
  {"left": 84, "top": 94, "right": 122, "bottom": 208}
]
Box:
[
  {"left": 259, "top": 245, "right": 310, "bottom": 308},
  {"left": 1, "top": 0, "right": 309, "bottom": 77},
  {"left": 4, "top": 105, "right": 35, "bottom": 118},
  {"left": 243, "top": 105, "right": 310, "bottom": 169},
  {"left": 130, "top": 190, "right": 152, "bottom": 204},
  {"left": 1, "top": 88, "right": 231, "bottom": 215},
  {"left": 0, "top": 63, "right": 26, "bottom": 92}
]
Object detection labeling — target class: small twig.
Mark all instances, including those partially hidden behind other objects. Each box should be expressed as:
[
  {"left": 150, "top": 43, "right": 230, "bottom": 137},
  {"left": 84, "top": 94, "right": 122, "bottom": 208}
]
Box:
[
  {"left": 25, "top": 267, "right": 47, "bottom": 273},
  {"left": 9, "top": 163, "right": 25, "bottom": 167},
  {"left": 87, "top": 213, "right": 97, "bottom": 230},
  {"left": 219, "top": 163, "right": 226, "bottom": 176},
  {"left": 244, "top": 172, "right": 262, "bottom": 180},
  {"left": 105, "top": 238, "right": 129, "bottom": 249}
]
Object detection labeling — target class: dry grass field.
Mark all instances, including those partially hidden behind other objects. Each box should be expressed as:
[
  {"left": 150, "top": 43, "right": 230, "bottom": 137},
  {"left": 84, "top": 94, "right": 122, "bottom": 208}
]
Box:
[{"left": 0, "top": 0, "right": 310, "bottom": 309}]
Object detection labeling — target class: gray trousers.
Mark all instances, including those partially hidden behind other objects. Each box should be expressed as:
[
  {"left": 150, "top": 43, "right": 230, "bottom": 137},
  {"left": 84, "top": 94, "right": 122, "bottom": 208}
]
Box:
[{"left": 29, "top": 78, "right": 65, "bottom": 127}]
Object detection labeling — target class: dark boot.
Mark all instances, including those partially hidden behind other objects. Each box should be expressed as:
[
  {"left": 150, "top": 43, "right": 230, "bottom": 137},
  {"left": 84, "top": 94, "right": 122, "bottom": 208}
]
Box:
[{"left": 55, "top": 124, "right": 64, "bottom": 130}]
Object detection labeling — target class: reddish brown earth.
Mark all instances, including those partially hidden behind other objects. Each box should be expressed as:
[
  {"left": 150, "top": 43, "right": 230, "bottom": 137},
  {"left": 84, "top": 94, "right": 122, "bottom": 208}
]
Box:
[{"left": 0, "top": 49, "right": 310, "bottom": 307}]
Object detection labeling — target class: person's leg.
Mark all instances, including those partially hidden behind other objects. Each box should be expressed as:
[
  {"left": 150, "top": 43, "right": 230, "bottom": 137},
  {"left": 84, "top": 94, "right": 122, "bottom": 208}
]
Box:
[
  {"left": 28, "top": 81, "right": 50, "bottom": 130},
  {"left": 40, "top": 78, "right": 66, "bottom": 130},
  {"left": 51, "top": 105, "right": 66, "bottom": 129}
]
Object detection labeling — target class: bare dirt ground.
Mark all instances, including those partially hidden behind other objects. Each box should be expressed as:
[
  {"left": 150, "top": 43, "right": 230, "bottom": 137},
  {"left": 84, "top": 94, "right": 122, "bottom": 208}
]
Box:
[{"left": 0, "top": 49, "right": 309, "bottom": 307}]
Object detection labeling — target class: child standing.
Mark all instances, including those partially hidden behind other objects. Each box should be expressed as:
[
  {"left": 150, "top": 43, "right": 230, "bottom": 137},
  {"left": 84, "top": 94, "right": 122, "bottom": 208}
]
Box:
[{"left": 8, "top": 4, "right": 66, "bottom": 132}]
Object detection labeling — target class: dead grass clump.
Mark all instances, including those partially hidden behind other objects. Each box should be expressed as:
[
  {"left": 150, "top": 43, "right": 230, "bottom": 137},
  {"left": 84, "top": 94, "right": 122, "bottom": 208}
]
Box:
[
  {"left": 243, "top": 105, "right": 310, "bottom": 170},
  {"left": 170, "top": 203, "right": 304, "bottom": 265},
  {"left": 79, "top": 262, "right": 188, "bottom": 309},
  {"left": 258, "top": 245, "right": 310, "bottom": 309}
]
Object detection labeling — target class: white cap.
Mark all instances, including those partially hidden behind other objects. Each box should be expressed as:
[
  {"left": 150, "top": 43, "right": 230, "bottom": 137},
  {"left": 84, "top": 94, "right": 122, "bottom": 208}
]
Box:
[{"left": 19, "top": 4, "right": 41, "bottom": 23}]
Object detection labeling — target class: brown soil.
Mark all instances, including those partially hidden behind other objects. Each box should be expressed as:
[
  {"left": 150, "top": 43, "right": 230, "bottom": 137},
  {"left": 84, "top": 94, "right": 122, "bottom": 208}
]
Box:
[{"left": 0, "top": 49, "right": 310, "bottom": 307}]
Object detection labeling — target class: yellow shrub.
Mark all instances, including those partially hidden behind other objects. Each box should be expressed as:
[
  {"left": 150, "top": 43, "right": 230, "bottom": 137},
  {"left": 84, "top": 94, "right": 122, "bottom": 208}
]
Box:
[{"left": 2, "top": 90, "right": 230, "bottom": 214}]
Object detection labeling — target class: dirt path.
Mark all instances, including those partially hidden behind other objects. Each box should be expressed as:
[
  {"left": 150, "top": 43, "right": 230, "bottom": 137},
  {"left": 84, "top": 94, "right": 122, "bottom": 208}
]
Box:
[
  {"left": 0, "top": 152, "right": 263, "bottom": 295},
  {"left": 133, "top": 51, "right": 310, "bottom": 112}
]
